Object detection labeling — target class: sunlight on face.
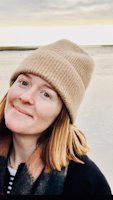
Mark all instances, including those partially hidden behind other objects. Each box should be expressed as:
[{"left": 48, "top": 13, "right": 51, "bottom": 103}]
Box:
[{"left": 4, "top": 74, "right": 63, "bottom": 135}]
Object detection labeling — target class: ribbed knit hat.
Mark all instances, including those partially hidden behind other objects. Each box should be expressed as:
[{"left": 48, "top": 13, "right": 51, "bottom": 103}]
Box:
[{"left": 10, "top": 39, "right": 94, "bottom": 124}]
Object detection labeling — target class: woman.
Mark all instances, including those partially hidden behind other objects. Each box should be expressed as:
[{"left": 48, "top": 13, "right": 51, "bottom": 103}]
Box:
[{"left": 0, "top": 39, "right": 111, "bottom": 195}]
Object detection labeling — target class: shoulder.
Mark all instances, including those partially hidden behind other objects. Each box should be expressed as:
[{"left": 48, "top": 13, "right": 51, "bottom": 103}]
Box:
[{"left": 63, "top": 155, "right": 111, "bottom": 195}]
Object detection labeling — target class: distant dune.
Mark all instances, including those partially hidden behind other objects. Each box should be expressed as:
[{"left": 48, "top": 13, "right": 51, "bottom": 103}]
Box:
[
  {"left": 0, "top": 45, "right": 113, "bottom": 51},
  {"left": 0, "top": 46, "right": 39, "bottom": 51}
]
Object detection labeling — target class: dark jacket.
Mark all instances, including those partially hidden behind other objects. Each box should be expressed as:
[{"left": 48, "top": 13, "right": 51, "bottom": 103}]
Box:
[
  {"left": 0, "top": 132, "right": 112, "bottom": 195},
  {"left": 63, "top": 156, "right": 111, "bottom": 195},
  {"left": 0, "top": 155, "right": 111, "bottom": 195}
]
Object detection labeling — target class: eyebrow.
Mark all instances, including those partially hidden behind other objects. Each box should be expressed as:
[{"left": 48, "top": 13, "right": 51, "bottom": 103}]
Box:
[
  {"left": 42, "top": 84, "right": 55, "bottom": 92},
  {"left": 21, "top": 73, "right": 55, "bottom": 92},
  {"left": 21, "top": 73, "right": 32, "bottom": 79}
]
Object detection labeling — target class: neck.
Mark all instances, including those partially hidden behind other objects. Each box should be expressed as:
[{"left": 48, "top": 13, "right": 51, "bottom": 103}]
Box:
[{"left": 9, "top": 133, "right": 40, "bottom": 170}]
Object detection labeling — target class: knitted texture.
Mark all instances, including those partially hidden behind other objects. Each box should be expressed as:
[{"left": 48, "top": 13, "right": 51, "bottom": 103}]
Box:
[{"left": 10, "top": 39, "right": 94, "bottom": 123}]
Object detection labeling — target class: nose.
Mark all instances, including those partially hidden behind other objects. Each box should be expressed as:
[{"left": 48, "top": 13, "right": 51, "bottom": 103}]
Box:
[{"left": 19, "top": 88, "right": 35, "bottom": 105}]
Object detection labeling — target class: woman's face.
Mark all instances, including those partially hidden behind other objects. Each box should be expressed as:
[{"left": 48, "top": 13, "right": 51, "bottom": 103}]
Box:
[{"left": 4, "top": 73, "right": 62, "bottom": 135}]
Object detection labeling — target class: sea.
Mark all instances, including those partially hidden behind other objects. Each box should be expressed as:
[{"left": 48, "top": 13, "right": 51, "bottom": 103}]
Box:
[{"left": 0, "top": 46, "right": 113, "bottom": 192}]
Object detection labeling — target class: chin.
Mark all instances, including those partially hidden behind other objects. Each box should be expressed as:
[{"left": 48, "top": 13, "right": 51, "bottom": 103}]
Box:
[{"left": 5, "top": 119, "right": 24, "bottom": 134}]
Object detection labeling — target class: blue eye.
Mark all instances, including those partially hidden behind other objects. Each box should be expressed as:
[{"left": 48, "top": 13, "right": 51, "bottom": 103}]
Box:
[
  {"left": 21, "top": 81, "right": 28, "bottom": 86},
  {"left": 43, "top": 92, "right": 50, "bottom": 98}
]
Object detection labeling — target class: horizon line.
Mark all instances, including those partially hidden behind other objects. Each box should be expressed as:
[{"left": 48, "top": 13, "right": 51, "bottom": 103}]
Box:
[{"left": 0, "top": 44, "right": 113, "bottom": 51}]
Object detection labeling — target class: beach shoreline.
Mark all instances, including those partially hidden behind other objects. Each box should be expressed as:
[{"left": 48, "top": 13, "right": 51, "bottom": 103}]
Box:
[
  {"left": 0, "top": 46, "right": 39, "bottom": 51},
  {"left": 0, "top": 45, "right": 113, "bottom": 51}
]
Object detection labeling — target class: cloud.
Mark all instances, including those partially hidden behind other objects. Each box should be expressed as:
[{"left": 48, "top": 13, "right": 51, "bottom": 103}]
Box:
[{"left": 0, "top": 0, "right": 113, "bottom": 27}]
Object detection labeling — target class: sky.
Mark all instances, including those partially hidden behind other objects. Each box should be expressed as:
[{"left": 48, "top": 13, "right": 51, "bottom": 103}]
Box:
[{"left": 0, "top": 0, "right": 113, "bottom": 46}]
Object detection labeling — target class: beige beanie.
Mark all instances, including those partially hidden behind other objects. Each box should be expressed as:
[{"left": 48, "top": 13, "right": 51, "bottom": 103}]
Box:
[{"left": 10, "top": 39, "right": 94, "bottom": 124}]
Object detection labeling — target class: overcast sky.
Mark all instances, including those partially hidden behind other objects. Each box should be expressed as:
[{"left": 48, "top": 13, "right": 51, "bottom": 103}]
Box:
[
  {"left": 0, "top": 0, "right": 113, "bottom": 45},
  {"left": 0, "top": 0, "right": 113, "bottom": 27}
]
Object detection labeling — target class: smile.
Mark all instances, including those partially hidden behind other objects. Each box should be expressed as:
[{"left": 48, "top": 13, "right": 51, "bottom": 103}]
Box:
[{"left": 13, "top": 106, "right": 33, "bottom": 118}]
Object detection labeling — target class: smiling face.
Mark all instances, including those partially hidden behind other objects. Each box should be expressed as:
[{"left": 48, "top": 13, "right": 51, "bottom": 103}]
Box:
[{"left": 4, "top": 73, "right": 63, "bottom": 136}]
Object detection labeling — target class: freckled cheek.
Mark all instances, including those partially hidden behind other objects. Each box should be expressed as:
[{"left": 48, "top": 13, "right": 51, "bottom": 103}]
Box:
[
  {"left": 5, "top": 89, "right": 13, "bottom": 111},
  {"left": 35, "top": 104, "right": 57, "bottom": 123},
  {"left": 7, "top": 86, "right": 16, "bottom": 100},
  {"left": 4, "top": 86, "right": 20, "bottom": 114},
  {"left": 7, "top": 86, "right": 22, "bottom": 103}
]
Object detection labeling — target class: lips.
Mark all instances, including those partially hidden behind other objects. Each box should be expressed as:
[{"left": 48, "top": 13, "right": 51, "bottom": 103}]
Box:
[{"left": 13, "top": 105, "right": 33, "bottom": 118}]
